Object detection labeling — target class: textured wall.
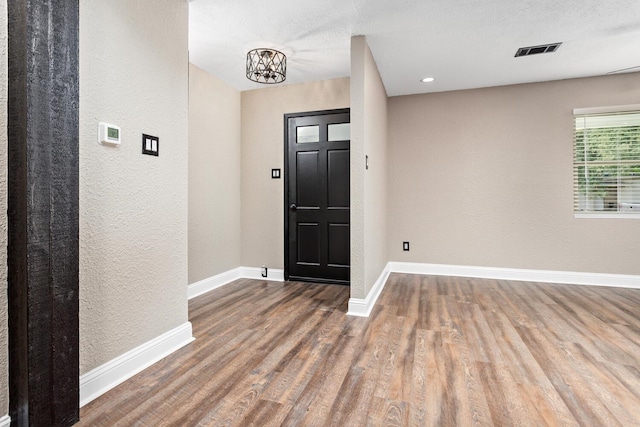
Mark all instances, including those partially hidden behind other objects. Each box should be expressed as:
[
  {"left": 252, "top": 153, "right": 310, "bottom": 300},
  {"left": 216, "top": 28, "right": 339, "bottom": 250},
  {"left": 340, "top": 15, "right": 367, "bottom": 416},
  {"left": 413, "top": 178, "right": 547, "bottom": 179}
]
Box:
[
  {"left": 0, "top": 0, "right": 7, "bottom": 416},
  {"left": 188, "top": 64, "right": 242, "bottom": 283},
  {"left": 349, "top": 37, "right": 366, "bottom": 299},
  {"left": 79, "top": 0, "right": 189, "bottom": 374},
  {"left": 240, "top": 78, "right": 350, "bottom": 270},
  {"left": 389, "top": 72, "right": 640, "bottom": 275},
  {"left": 350, "top": 36, "right": 389, "bottom": 300},
  {"left": 362, "top": 39, "right": 389, "bottom": 294}
]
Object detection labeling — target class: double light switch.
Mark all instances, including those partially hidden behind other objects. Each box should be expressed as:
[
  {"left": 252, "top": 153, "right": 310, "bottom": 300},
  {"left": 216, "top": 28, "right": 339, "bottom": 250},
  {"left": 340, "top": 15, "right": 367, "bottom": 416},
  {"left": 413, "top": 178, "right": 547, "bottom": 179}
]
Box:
[{"left": 142, "top": 134, "right": 159, "bottom": 156}]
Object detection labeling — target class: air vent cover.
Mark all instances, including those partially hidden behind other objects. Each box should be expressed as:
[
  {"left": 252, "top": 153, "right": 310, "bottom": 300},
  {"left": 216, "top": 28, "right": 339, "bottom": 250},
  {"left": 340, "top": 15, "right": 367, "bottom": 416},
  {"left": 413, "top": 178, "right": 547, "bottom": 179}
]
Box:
[{"left": 515, "top": 42, "right": 562, "bottom": 57}]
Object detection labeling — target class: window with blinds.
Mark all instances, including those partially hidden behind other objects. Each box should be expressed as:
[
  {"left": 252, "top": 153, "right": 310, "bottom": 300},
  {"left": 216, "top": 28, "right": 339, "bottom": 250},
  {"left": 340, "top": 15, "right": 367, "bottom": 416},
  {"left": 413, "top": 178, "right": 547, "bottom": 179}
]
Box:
[{"left": 573, "top": 108, "right": 640, "bottom": 216}]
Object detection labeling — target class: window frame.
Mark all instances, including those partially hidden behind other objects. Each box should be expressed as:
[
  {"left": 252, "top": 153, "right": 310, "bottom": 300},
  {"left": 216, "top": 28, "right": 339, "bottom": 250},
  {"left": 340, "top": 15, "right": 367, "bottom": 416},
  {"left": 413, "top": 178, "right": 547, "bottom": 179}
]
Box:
[{"left": 573, "top": 104, "right": 640, "bottom": 219}]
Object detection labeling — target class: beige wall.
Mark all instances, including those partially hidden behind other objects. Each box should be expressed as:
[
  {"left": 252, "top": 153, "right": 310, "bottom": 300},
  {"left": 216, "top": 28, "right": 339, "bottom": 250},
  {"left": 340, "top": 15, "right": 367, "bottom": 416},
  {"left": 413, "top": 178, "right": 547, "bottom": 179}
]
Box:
[
  {"left": 188, "top": 64, "right": 242, "bottom": 283},
  {"left": 388, "top": 73, "right": 640, "bottom": 275},
  {"left": 0, "top": 0, "right": 7, "bottom": 416},
  {"left": 79, "top": 0, "right": 189, "bottom": 373},
  {"left": 240, "top": 78, "right": 350, "bottom": 270},
  {"left": 351, "top": 36, "right": 389, "bottom": 299}
]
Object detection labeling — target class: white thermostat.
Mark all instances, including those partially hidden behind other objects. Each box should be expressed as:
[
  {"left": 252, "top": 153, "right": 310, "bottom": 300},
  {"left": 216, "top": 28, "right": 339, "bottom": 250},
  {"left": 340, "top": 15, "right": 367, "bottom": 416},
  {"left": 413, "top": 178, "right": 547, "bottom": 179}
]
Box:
[{"left": 98, "top": 122, "right": 121, "bottom": 145}]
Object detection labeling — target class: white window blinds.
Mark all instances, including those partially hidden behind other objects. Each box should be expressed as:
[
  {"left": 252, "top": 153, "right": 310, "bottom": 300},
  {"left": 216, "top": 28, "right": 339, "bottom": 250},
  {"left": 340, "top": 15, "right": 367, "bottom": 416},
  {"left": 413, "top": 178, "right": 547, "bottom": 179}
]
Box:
[{"left": 573, "top": 109, "right": 640, "bottom": 214}]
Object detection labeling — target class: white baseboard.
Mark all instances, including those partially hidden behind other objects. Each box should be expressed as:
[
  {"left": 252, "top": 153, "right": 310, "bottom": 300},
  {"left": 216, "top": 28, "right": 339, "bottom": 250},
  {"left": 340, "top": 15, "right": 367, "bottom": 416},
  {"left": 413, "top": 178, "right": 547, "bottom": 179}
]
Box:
[
  {"left": 347, "top": 261, "right": 640, "bottom": 318},
  {"left": 79, "top": 322, "right": 194, "bottom": 407},
  {"left": 188, "top": 267, "right": 243, "bottom": 299},
  {"left": 81, "top": 264, "right": 283, "bottom": 407},
  {"left": 240, "top": 266, "right": 285, "bottom": 282},
  {"left": 188, "top": 267, "right": 284, "bottom": 300},
  {"left": 188, "top": 263, "right": 639, "bottom": 320},
  {"left": 0, "top": 415, "right": 10, "bottom": 427},
  {"left": 347, "top": 263, "right": 391, "bottom": 317},
  {"left": 389, "top": 262, "right": 640, "bottom": 289}
]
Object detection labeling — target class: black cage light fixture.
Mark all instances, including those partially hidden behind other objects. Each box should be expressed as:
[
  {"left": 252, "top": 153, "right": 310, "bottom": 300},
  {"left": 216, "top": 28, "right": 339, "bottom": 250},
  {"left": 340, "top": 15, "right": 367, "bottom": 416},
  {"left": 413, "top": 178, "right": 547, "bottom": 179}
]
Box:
[{"left": 246, "top": 48, "right": 287, "bottom": 84}]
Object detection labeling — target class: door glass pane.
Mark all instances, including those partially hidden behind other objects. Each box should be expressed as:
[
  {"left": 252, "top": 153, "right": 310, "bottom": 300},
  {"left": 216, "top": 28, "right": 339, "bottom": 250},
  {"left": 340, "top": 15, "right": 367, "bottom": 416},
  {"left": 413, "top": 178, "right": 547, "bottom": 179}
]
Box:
[
  {"left": 297, "top": 125, "right": 319, "bottom": 143},
  {"left": 328, "top": 123, "right": 350, "bottom": 141}
]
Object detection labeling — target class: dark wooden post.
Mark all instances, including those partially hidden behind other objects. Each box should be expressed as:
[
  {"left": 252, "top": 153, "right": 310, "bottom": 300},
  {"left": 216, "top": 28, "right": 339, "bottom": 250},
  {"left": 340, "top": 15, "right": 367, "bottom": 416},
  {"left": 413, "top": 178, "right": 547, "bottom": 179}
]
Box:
[{"left": 7, "top": 0, "right": 80, "bottom": 425}]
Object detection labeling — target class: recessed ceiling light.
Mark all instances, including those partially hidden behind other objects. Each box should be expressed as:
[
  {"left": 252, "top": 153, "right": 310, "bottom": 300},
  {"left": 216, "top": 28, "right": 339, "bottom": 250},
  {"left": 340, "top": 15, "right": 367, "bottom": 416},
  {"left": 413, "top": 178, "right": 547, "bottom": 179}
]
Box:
[{"left": 421, "top": 77, "right": 435, "bottom": 83}]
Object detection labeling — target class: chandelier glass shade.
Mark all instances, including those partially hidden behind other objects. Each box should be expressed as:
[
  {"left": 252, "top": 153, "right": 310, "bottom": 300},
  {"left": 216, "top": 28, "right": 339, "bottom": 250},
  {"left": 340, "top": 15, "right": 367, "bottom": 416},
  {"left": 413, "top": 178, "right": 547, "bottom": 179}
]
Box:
[{"left": 246, "top": 48, "right": 287, "bottom": 84}]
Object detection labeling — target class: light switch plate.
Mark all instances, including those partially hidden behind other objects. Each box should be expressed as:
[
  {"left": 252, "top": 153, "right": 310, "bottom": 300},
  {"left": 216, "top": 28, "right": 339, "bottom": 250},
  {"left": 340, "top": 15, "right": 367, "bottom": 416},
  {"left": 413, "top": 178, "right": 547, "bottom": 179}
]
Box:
[
  {"left": 271, "top": 168, "right": 281, "bottom": 179},
  {"left": 142, "top": 134, "right": 159, "bottom": 156}
]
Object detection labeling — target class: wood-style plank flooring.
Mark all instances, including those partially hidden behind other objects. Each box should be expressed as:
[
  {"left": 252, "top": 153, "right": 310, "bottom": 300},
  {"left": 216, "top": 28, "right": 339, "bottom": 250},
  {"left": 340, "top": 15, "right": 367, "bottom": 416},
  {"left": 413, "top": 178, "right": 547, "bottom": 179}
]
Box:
[{"left": 78, "top": 274, "right": 640, "bottom": 426}]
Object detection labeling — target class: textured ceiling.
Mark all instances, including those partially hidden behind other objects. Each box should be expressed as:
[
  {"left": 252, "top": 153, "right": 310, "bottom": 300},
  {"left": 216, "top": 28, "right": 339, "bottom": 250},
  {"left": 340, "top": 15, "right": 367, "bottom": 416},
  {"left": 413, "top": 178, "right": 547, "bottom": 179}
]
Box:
[{"left": 189, "top": 0, "right": 640, "bottom": 96}]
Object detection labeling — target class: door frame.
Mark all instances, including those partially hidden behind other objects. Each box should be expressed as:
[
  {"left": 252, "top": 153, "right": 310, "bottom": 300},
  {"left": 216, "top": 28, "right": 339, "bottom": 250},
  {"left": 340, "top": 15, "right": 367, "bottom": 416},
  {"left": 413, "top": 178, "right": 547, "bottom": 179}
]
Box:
[{"left": 283, "top": 108, "right": 351, "bottom": 283}]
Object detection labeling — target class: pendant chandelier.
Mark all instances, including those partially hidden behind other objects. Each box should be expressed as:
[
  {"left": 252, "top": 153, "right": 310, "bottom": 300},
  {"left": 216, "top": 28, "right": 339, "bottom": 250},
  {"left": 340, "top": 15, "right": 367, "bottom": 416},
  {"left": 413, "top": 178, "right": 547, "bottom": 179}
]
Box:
[{"left": 246, "top": 48, "right": 286, "bottom": 84}]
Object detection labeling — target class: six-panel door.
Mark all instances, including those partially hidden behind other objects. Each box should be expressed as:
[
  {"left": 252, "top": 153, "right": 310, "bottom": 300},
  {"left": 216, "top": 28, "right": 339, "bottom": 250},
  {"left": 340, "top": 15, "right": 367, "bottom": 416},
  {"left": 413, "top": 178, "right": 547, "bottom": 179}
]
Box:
[{"left": 286, "top": 110, "right": 350, "bottom": 284}]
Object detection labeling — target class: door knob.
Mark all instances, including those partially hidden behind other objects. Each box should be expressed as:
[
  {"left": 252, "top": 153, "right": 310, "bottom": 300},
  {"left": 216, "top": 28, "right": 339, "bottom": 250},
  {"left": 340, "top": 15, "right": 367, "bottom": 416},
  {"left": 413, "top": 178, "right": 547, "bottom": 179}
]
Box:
[{"left": 289, "top": 203, "right": 297, "bottom": 210}]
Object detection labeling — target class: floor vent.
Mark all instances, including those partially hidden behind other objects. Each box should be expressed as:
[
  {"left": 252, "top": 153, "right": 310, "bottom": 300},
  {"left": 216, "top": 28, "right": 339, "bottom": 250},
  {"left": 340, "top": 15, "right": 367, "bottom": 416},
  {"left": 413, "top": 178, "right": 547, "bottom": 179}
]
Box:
[{"left": 515, "top": 42, "right": 562, "bottom": 57}]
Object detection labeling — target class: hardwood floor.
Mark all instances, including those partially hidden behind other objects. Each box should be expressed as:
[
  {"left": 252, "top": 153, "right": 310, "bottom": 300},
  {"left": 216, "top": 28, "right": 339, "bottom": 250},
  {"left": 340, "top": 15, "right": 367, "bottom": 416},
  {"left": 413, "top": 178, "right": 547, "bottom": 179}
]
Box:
[{"left": 78, "top": 274, "right": 640, "bottom": 426}]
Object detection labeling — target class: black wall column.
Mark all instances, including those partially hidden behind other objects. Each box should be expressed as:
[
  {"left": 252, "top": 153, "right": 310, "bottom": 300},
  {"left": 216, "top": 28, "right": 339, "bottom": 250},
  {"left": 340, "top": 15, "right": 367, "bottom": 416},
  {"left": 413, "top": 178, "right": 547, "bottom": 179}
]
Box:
[{"left": 8, "top": 1, "right": 80, "bottom": 426}]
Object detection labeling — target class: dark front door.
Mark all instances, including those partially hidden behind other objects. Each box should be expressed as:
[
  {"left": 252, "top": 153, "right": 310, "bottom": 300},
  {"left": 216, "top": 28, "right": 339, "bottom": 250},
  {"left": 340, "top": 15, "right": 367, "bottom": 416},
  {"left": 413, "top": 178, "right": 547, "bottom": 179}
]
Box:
[{"left": 285, "top": 109, "right": 350, "bottom": 285}]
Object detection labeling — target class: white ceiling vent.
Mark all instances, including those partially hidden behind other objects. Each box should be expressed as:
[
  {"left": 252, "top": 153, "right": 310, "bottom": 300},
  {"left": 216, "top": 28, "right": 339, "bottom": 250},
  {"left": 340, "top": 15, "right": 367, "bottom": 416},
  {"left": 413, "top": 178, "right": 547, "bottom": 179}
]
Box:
[{"left": 515, "top": 42, "right": 562, "bottom": 58}]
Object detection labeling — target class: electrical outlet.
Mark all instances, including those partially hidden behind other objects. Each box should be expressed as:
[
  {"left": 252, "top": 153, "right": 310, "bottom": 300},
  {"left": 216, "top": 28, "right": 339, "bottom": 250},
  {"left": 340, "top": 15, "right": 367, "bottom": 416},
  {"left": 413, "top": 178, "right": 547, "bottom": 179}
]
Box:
[
  {"left": 403, "top": 241, "right": 410, "bottom": 251},
  {"left": 261, "top": 266, "right": 268, "bottom": 277}
]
